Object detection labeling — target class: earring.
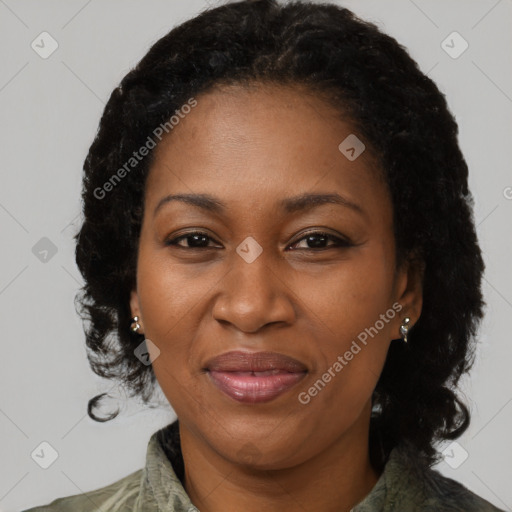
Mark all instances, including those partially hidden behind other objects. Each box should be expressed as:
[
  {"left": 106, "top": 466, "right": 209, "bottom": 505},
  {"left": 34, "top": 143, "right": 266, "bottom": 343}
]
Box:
[
  {"left": 399, "top": 317, "right": 411, "bottom": 343},
  {"left": 130, "top": 316, "right": 141, "bottom": 333}
]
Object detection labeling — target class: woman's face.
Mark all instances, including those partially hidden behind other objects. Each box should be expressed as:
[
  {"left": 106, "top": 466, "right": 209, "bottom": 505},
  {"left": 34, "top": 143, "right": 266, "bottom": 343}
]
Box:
[{"left": 130, "top": 83, "right": 422, "bottom": 469}]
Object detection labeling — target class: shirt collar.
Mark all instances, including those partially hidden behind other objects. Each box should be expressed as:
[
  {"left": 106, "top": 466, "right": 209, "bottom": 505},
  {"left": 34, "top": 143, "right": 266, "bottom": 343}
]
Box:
[{"left": 136, "top": 420, "right": 198, "bottom": 511}]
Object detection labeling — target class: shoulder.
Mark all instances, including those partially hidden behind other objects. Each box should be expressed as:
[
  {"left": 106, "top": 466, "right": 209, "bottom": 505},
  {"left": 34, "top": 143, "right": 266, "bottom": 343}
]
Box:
[
  {"left": 416, "top": 466, "right": 504, "bottom": 512},
  {"left": 385, "top": 443, "right": 506, "bottom": 512},
  {"left": 21, "top": 468, "right": 144, "bottom": 512}
]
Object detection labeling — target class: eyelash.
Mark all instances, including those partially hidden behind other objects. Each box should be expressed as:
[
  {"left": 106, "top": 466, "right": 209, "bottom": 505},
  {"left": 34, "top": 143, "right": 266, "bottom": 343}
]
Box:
[{"left": 165, "top": 230, "right": 352, "bottom": 251}]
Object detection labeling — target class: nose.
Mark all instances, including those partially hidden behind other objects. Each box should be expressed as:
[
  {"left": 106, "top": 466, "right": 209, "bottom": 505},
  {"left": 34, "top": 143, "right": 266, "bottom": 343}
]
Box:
[{"left": 211, "top": 243, "right": 296, "bottom": 333}]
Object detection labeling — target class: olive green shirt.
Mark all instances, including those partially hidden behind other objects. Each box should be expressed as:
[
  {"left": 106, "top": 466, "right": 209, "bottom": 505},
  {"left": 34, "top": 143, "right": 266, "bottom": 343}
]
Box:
[{"left": 23, "top": 420, "right": 505, "bottom": 512}]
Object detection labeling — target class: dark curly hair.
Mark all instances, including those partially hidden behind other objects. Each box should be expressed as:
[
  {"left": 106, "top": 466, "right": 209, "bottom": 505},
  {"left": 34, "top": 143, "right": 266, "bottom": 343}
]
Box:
[{"left": 73, "top": 0, "right": 485, "bottom": 469}]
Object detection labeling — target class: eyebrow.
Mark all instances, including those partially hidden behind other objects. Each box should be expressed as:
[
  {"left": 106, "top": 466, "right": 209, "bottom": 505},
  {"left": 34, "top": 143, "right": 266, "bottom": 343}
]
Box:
[{"left": 153, "top": 192, "right": 365, "bottom": 218}]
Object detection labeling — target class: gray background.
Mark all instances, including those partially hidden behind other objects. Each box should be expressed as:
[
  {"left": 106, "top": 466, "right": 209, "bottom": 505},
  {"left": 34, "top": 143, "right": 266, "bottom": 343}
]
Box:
[{"left": 1, "top": 0, "right": 511, "bottom": 511}]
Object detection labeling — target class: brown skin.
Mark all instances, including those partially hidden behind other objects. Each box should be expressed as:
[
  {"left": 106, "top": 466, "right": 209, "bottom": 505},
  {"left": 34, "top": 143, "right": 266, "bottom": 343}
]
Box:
[{"left": 130, "top": 83, "right": 423, "bottom": 512}]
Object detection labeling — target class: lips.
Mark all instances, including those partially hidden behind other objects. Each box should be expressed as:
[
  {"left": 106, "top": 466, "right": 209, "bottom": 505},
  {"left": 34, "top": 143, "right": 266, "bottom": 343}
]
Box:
[{"left": 204, "top": 351, "right": 308, "bottom": 404}]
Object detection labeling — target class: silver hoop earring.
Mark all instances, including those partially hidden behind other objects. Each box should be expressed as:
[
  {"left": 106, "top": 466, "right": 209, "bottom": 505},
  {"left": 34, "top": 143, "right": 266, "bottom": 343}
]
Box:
[
  {"left": 130, "top": 316, "right": 141, "bottom": 333},
  {"left": 399, "top": 317, "right": 411, "bottom": 343}
]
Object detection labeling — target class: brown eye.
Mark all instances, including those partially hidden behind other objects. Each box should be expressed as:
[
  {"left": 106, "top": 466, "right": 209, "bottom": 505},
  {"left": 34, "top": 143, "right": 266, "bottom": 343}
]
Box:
[
  {"left": 289, "top": 232, "right": 352, "bottom": 250},
  {"left": 165, "top": 231, "right": 219, "bottom": 249}
]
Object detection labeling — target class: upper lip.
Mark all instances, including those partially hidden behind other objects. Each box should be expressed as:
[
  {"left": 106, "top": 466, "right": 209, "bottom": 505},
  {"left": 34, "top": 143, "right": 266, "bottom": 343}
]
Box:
[{"left": 204, "top": 351, "right": 308, "bottom": 373}]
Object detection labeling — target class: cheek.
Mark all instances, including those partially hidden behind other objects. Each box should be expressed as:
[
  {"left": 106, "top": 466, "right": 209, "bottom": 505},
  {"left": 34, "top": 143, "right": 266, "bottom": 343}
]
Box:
[
  {"left": 296, "top": 246, "right": 396, "bottom": 402},
  {"left": 137, "top": 262, "right": 182, "bottom": 328},
  {"left": 137, "top": 258, "right": 202, "bottom": 412},
  {"left": 302, "top": 246, "right": 397, "bottom": 343},
  {"left": 134, "top": 247, "right": 222, "bottom": 404},
  {"left": 135, "top": 257, "right": 198, "bottom": 385},
  {"left": 136, "top": 247, "right": 207, "bottom": 337}
]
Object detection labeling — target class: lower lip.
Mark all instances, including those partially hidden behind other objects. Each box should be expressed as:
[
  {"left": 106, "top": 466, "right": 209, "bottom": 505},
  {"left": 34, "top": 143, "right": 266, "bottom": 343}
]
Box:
[{"left": 207, "top": 370, "right": 307, "bottom": 403}]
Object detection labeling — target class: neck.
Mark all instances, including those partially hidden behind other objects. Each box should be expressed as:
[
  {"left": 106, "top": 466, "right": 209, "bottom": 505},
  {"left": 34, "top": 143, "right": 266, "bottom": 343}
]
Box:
[{"left": 180, "top": 402, "right": 381, "bottom": 512}]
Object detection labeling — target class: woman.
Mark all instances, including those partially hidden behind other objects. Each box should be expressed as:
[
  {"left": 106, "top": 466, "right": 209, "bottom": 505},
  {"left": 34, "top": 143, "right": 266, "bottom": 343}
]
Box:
[{"left": 23, "top": 0, "right": 505, "bottom": 510}]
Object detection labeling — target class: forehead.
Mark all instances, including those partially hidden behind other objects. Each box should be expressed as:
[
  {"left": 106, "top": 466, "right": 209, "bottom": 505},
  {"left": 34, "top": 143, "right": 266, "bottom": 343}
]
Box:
[{"left": 144, "top": 83, "right": 390, "bottom": 221}]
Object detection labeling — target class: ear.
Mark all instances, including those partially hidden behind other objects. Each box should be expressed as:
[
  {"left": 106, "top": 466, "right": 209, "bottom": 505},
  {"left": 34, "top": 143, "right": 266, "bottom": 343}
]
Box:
[
  {"left": 130, "top": 289, "right": 144, "bottom": 332},
  {"left": 392, "top": 254, "right": 424, "bottom": 337}
]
